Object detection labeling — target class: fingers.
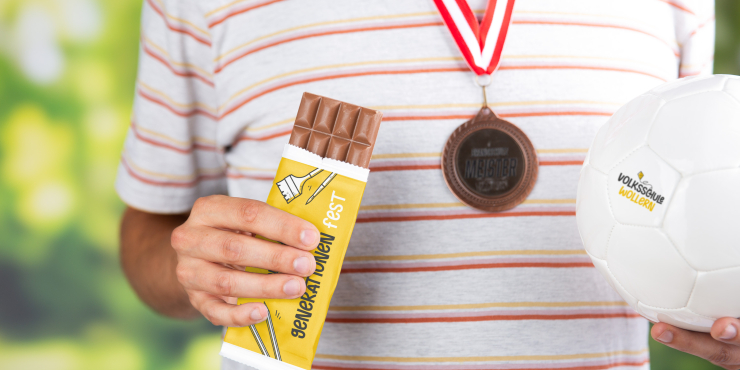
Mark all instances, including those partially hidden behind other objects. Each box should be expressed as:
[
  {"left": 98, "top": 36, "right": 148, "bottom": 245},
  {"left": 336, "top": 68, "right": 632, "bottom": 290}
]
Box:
[
  {"left": 713, "top": 318, "right": 740, "bottom": 345},
  {"left": 652, "top": 322, "right": 740, "bottom": 368},
  {"left": 173, "top": 226, "right": 316, "bottom": 276},
  {"left": 177, "top": 257, "right": 306, "bottom": 300},
  {"left": 188, "top": 195, "right": 319, "bottom": 250},
  {"left": 188, "top": 290, "right": 268, "bottom": 327}
]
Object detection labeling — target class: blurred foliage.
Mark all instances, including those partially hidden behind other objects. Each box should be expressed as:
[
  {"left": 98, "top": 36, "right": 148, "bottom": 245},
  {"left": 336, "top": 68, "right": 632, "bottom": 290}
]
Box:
[{"left": 0, "top": 0, "right": 737, "bottom": 369}]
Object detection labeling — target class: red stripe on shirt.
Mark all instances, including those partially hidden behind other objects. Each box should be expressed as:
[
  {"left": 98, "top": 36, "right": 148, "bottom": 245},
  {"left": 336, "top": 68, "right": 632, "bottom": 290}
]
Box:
[
  {"left": 341, "top": 261, "right": 591, "bottom": 274},
  {"left": 214, "top": 21, "right": 444, "bottom": 74},
  {"left": 121, "top": 157, "right": 224, "bottom": 187},
  {"left": 369, "top": 160, "right": 584, "bottom": 172},
  {"left": 214, "top": 17, "right": 677, "bottom": 73},
  {"left": 227, "top": 172, "right": 276, "bottom": 181},
  {"left": 312, "top": 360, "right": 651, "bottom": 370},
  {"left": 146, "top": 0, "right": 211, "bottom": 46},
  {"left": 220, "top": 67, "right": 468, "bottom": 119},
  {"left": 208, "top": 0, "right": 284, "bottom": 28},
  {"left": 221, "top": 65, "right": 658, "bottom": 120},
  {"left": 130, "top": 121, "right": 217, "bottom": 154},
  {"left": 142, "top": 40, "right": 214, "bottom": 87},
  {"left": 326, "top": 312, "right": 642, "bottom": 323},
  {"left": 138, "top": 89, "right": 218, "bottom": 120},
  {"left": 656, "top": 0, "right": 695, "bottom": 15},
  {"left": 512, "top": 20, "right": 679, "bottom": 57},
  {"left": 355, "top": 210, "right": 575, "bottom": 223}
]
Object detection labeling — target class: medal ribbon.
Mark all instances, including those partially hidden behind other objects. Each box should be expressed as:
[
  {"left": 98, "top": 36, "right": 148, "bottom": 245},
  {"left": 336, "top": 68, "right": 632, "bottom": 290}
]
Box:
[{"left": 433, "top": 0, "right": 516, "bottom": 76}]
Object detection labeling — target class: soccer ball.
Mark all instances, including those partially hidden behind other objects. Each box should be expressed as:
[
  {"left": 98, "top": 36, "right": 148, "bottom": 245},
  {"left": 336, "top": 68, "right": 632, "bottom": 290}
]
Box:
[{"left": 577, "top": 74, "right": 740, "bottom": 332}]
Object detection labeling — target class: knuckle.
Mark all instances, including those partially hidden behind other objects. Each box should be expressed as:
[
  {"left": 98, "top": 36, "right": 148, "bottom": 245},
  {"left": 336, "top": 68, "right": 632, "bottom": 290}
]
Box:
[
  {"left": 220, "top": 236, "right": 244, "bottom": 263},
  {"left": 268, "top": 248, "right": 290, "bottom": 270},
  {"left": 192, "top": 197, "right": 209, "bottom": 214},
  {"left": 230, "top": 309, "right": 249, "bottom": 327},
  {"left": 175, "top": 263, "right": 190, "bottom": 285},
  {"left": 187, "top": 294, "right": 199, "bottom": 310},
  {"left": 170, "top": 226, "right": 188, "bottom": 251},
  {"left": 214, "top": 272, "right": 235, "bottom": 297},
  {"left": 260, "top": 278, "right": 276, "bottom": 298},
  {"left": 708, "top": 346, "right": 733, "bottom": 365},
  {"left": 203, "top": 306, "right": 220, "bottom": 326},
  {"left": 237, "top": 200, "right": 262, "bottom": 224}
]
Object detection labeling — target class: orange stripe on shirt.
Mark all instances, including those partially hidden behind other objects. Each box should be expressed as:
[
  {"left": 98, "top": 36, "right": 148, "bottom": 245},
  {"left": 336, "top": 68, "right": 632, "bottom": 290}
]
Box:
[
  {"left": 512, "top": 20, "right": 679, "bottom": 57},
  {"left": 138, "top": 89, "right": 218, "bottom": 120},
  {"left": 326, "top": 312, "right": 642, "bottom": 324},
  {"left": 214, "top": 21, "right": 443, "bottom": 74},
  {"left": 121, "top": 157, "right": 224, "bottom": 187},
  {"left": 341, "top": 261, "right": 592, "bottom": 274},
  {"left": 220, "top": 65, "right": 659, "bottom": 120},
  {"left": 220, "top": 67, "right": 467, "bottom": 119},
  {"left": 208, "top": 0, "right": 284, "bottom": 28},
  {"left": 686, "top": 15, "right": 715, "bottom": 39},
  {"left": 382, "top": 111, "right": 613, "bottom": 122},
  {"left": 656, "top": 0, "right": 695, "bottom": 15},
  {"left": 369, "top": 161, "right": 584, "bottom": 172},
  {"left": 146, "top": 0, "right": 211, "bottom": 46},
  {"left": 355, "top": 210, "right": 575, "bottom": 224},
  {"left": 214, "top": 17, "right": 675, "bottom": 74},
  {"left": 130, "top": 121, "right": 217, "bottom": 154},
  {"left": 142, "top": 40, "right": 214, "bottom": 87},
  {"left": 312, "top": 360, "right": 650, "bottom": 370}
]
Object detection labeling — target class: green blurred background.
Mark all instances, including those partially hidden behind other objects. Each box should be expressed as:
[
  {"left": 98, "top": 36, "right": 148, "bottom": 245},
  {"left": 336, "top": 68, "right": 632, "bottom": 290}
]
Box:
[{"left": 0, "top": 1, "right": 737, "bottom": 369}]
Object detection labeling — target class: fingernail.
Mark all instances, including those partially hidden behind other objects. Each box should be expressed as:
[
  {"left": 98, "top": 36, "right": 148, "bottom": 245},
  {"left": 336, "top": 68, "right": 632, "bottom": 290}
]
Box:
[
  {"left": 300, "top": 229, "right": 317, "bottom": 247},
  {"left": 293, "top": 256, "right": 312, "bottom": 275},
  {"left": 657, "top": 330, "right": 673, "bottom": 343},
  {"left": 720, "top": 324, "right": 737, "bottom": 340},
  {"left": 283, "top": 279, "right": 301, "bottom": 296},
  {"left": 250, "top": 307, "right": 263, "bottom": 321}
]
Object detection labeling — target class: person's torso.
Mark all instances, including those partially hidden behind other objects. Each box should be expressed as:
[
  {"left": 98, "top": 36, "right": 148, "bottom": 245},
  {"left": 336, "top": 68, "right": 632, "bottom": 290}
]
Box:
[{"left": 206, "top": 0, "right": 684, "bottom": 368}]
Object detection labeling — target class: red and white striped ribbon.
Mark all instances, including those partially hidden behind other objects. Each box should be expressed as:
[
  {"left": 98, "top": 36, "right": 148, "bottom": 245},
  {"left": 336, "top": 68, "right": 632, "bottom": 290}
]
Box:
[{"left": 433, "top": 0, "right": 517, "bottom": 77}]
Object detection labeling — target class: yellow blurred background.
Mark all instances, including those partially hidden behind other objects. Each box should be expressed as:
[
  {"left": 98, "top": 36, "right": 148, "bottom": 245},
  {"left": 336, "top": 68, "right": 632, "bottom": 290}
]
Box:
[{"left": 0, "top": 1, "right": 738, "bottom": 369}]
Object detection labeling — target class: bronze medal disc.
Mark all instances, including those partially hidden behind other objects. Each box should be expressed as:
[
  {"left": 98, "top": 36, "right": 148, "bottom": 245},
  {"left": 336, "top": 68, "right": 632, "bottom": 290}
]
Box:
[{"left": 442, "top": 107, "right": 538, "bottom": 212}]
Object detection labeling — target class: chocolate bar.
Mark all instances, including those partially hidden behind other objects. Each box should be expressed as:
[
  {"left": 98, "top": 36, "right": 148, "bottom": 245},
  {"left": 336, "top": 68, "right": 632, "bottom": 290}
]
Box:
[
  {"left": 289, "top": 93, "right": 382, "bottom": 169},
  {"left": 222, "top": 94, "right": 383, "bottom": 370}
]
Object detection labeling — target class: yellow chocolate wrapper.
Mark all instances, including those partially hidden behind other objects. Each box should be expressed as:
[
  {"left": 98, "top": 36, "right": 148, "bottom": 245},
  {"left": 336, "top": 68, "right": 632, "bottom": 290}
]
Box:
[{"left": 220, "top": 145, "right": 369, "bottom": 370}]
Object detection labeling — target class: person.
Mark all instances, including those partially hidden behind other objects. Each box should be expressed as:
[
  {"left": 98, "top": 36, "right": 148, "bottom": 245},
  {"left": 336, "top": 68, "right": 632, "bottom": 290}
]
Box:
[{"left": 117, "top": 0, "right": 739, "bottom": 369}]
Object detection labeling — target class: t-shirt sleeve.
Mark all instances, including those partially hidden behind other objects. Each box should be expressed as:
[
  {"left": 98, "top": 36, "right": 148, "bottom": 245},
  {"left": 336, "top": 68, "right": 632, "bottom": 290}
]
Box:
[
  {"left": 115, "top": 0, "right": 226, "bottom": 214},
  {"left": 675, "top": 0, "right": 715, "bottom": 77}
]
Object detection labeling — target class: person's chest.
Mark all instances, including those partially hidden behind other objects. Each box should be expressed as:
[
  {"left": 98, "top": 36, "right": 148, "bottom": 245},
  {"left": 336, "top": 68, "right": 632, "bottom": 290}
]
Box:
[{"left": 205, "top": 0, "right": 680, "bottom": 202}]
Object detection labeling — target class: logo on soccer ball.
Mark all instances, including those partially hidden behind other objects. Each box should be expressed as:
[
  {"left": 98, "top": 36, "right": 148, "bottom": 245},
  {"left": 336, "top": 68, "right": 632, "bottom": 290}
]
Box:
[{"left": 615, "top": 171, "right": 664, "bottom": 212}]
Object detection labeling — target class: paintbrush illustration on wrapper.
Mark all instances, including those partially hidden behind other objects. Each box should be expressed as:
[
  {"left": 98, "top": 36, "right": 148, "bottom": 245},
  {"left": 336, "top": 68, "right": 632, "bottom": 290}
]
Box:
[
  {"left": 306, "top": 173, "right": 336, "bottom": 205},
  {"left": 248, "top": 325, "right": 269, "bottom": 357},
  {"left": 276, "top": 168, "right": 323, "bottom": 203},
  {"left": 265, "top": 303, "right": 281, "bottom": 361}
]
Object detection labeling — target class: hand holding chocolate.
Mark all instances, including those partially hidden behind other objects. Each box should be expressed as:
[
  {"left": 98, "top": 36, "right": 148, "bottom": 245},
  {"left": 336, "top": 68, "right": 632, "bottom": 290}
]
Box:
[{"left": 220, "top": 93, "right": 382, "bottom": 370}]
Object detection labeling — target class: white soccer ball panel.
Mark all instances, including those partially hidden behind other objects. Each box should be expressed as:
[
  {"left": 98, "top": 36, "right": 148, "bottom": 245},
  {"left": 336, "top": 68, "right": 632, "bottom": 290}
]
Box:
[
  {"left": 576, "top": 165, "right": 615, "bottom": 259},
  {"left": 589, "top": 254, "right": 638, "bottom": 308},
  {"left": 688, "top": 268, "right": 740, "bottom": 320},
  {"left": 649, "top": 74, "right": 727, "bottom": 101},
  {"left": 607, "top": 146, "right": 680, "bottom": 227},
  {"left": 589, "top": 94, "right": 663, "bottom": 173},
  {"left": 637, "top": 303, "right": 714, "bottom": 333},
  {"left": 722, "top": 75, "right": 740, "bottom": 102},
  {"left": 648, "top": 91, "right": 740, "bottom": 176},
  {"left": 663, "top": 169, "right": 740, "bottom": 271},
  {"left": 606, "top": 225, "right": 696, "bottom": 308}
]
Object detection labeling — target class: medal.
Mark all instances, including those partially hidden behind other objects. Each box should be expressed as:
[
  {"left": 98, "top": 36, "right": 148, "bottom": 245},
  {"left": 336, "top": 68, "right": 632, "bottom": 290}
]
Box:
[{"left": 434, "top": 0, "right": 538, "bottom": 212}]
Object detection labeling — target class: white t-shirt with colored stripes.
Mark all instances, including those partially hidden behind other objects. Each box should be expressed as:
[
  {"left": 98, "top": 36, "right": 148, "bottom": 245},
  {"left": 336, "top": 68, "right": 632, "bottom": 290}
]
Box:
[{"left": 116, "top": 1, "right": 715, "bottom": 369}]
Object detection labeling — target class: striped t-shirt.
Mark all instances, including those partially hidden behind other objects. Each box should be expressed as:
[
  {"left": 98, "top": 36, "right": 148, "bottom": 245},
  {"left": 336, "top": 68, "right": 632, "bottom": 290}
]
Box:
[{"left": 116, "top": 0, "right": 715, "bottom": 369}]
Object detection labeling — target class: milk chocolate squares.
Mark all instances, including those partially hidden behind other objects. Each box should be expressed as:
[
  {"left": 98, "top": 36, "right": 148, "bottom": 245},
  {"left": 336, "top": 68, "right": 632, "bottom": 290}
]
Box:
[{"left": 289, "top": 93, "right": 382, "bottom": 169}]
